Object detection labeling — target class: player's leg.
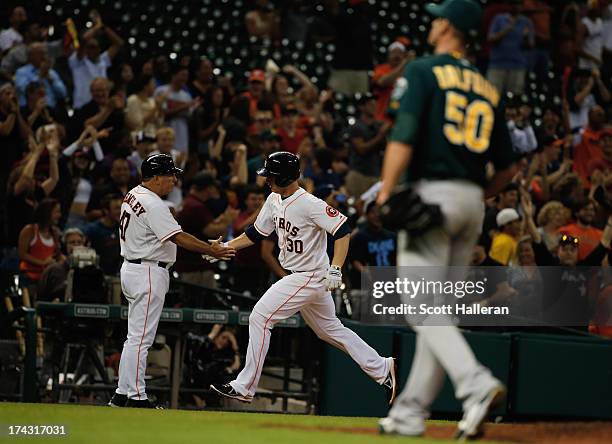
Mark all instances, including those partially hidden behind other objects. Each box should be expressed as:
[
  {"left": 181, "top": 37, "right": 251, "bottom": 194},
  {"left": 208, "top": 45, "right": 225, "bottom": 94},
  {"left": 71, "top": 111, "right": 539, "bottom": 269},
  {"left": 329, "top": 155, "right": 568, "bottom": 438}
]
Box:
[
  {"left": 300, "top": 282, "right": 391, "bottom": 384},
  {"left": 218, "top": 272, "right": 317, "bottom": 400},
  {"left": 380, "top": 331, "right": 445, "bottom": 436},
  {"left": 117, "top": 264, "right": 168, "bottom": 401}
]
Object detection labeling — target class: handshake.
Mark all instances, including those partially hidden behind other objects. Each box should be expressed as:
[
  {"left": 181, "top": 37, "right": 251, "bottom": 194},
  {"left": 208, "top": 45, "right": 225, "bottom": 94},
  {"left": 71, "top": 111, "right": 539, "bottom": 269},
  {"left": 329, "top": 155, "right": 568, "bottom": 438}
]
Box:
[{"left": 202, "top": 236, "right": 234, "bottom": 263}]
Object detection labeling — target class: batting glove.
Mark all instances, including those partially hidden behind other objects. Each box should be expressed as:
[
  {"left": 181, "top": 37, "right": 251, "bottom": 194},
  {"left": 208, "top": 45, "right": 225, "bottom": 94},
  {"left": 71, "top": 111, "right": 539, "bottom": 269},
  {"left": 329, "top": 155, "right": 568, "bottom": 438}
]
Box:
[
  {"left": 324, "top": 265, "right": 343, "bottom": 291},
  {"left": 201, "top": 254, "right": 219, "bottom": 263}
]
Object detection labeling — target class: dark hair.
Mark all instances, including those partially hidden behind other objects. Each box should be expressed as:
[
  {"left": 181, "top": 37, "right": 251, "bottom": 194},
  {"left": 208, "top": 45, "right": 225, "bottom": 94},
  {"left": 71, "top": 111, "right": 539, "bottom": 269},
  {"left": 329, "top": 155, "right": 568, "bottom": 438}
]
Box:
[
  {"left": 314, "top": 147, "right": 333, "bottom": 171},
  {"left": 271, "top": 74, "right": 289, "bottom": 98},
  {"left": 170, "top": 63, "right": 189, "bottom": 78},
  {"left": 33, "top": 198, "right": 60, "bottom": 228},
  {"left": 244, "top": 185, "right": 265, "bottom": 198},
  {"left": 228, "top": 95, "right": 252, "bottom": 125},
  {"left": 101, "top": 193, "right": 123, "bottom": 211},
  {"left": 133, "top": 74, "right": 155, "bottom": 93}
]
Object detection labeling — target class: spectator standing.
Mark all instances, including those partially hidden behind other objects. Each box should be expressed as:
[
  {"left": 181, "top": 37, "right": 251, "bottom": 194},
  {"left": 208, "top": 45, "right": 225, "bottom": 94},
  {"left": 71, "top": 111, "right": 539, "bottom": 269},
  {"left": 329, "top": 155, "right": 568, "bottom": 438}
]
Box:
[
  {"left": 349, "top": 201, "right": 396, "bottom": 288},
  {"left": 536, "top": 201, "right": 570, "bottom": 252},
  {"left": 68, "top": 14, "right": 124, "bottom": 109},
  {"left": 578, "top": 0, "right": 604, "bottom": 70},
  {"left": 21, "top": 81, "right": 64, "bottom": 132},
  {"left": 507, "top": 99, "right": 538, "bottom": 154},
  {"left": 487, "top": 0, "right": 534, "bottom": 95},
  {"left": 522, "top": 0, "right": 552, "bottom": 82},
  {"left": 232, "top": 186, "right": 268, "bottom": 295},
  {"left": 0, "top": 82, "right": 30, "bottom": 196},
  {"left": 125, "top": 74, "right": 164, "bottom": 136},
  {"left": 18, "top": 198, "right": 63, "bottom": 297},
  {"left": 86, "top": 157, "right": 133, "bottom": 220},
  {"left": 6, "top": 130, "right": 59, "bottom": 262},
  {"left": 558, "top": 201, "right": 603, "bottom": 261},
  {"left": 346, "top": 94, "right": 390, "bottom": 197},
  {"left": 327, "top": 0, "right": 373, "bottom": 95},
  {"left": 155, "top": 65, "right": 202, "bottom": 154},
  {"left": 0, "top": 6, "right": 27, "bottom": 54},
  {"left": 243, "top": 69, "right": 266, "bottom": 119},
  {"left": 573, "top": 105, "right": 608, "bottom": 183},
  {"left": 0, "top": 22, "right": 64, "bottom": 79},
  {"left": 277, "top": 102, "right": 308, "bottom": 155},
  {"left": 84, "top": 194, "right": 122, "bottom": 275},
  {"left": 555, "top": 2, "right": 582, "bottom": 71},
  {"left": 372, "top": 41, "right": 413, "bottom": 121},
  {"left": 15, "top": 43, "right": 67, "bottom": 108},
  {"left": 245, "top": 0, "right": 281, "bottom": 41},
  {"left": 37, "top": 228, "right": 86, "bottom": 302},
  {"left": 175, "top": 172, "right": 239, "bottom": 289},
  {"left": 489, "top": 208, "right": 522, "bottom": 265},
  {"left": 70, "top": 77, "right": 126, "bottom": 155},
  {"left": 566, "top": 69, "right": 610, "bottom": 143},
  {"left": 194, "top": 85, "right": 226, "bottom": 152}
]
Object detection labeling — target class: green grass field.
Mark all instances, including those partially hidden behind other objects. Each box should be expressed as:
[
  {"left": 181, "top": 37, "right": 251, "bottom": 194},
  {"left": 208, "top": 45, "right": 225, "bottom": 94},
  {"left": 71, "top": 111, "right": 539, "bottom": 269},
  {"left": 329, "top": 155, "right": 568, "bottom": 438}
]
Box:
[{"left": 0, "top": 402, "right": 509, "bottom": 444}]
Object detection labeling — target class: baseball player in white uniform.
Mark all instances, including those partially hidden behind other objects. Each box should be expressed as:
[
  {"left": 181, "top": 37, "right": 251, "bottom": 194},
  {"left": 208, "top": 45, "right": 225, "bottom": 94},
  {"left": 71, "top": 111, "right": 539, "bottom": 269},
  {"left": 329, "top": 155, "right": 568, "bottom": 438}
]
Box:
[
  {"left": 209, "top": 151, "right": 397, "bottom": 404},
  {"left": 109, "top": 154, "right": 234, "bottom": 409}
]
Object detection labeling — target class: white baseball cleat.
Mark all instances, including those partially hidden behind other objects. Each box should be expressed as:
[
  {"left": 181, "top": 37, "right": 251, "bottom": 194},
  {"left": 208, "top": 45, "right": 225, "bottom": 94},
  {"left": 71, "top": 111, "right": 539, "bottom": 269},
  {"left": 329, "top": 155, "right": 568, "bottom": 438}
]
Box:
[
  {"left": 378, "top": 416, "right": 425, "bottom": 437},
  {"left": 455, "top": 382, "right": 506, "bottom": 441}
]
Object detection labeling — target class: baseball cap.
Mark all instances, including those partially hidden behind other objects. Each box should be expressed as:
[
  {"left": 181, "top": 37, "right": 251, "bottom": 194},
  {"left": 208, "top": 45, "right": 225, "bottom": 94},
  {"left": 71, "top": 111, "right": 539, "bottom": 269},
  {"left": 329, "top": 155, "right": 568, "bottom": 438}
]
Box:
[
  {"left": 249, "top": 69, "right": 265, "bottom": 83},
  {"left": 424, "top": 0, "right": 483, "bottom": 35},
  {"left": 388, "top": 41, "right": 406, "bottom": 52},
  {"left": 496, "top": 208, "right": 520, "bottom": 228}
]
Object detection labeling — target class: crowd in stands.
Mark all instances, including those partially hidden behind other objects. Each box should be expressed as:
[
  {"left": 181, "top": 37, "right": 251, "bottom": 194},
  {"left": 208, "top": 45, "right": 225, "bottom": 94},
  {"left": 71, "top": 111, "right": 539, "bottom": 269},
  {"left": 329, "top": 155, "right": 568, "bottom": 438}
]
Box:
[{"left": 0, "top": 0, "right": 612, "bottom": 337}]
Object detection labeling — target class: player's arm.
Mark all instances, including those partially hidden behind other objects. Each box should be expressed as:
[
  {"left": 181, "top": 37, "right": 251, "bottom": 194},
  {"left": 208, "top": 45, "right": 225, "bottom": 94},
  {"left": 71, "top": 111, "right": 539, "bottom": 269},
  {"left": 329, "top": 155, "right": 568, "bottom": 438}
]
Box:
[
  {"left": 377, "top": 62, "right": 426, "bottom": 205},
  {"left": 171, "top": 232, "right": 235, "bottom": 260},
  {"left": 331, "top": 233, "right": 350, "bottom": 268},
  {"left": 377, "top": 141, "right": 413, "bottom": 205},
  {"left": 227, "top": 232, "right": 255, "bottom": 250}
]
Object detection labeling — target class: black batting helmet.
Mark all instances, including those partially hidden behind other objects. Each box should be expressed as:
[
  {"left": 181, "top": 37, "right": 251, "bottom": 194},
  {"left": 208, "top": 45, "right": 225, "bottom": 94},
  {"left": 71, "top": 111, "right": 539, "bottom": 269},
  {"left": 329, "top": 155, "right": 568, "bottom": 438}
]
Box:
[
  {"left": 256, "top": 151, "right": 300, "bottom": 187},
  {"left": 140, "top": 153, "right": 183, "bottom": 180}
]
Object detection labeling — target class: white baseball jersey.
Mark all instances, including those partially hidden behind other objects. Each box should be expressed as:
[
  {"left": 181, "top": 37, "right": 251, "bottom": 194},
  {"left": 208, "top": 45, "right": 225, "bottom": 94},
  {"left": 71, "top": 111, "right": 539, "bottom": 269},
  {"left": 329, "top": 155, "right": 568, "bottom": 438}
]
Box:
[
  {"left": 253, "top": 187, "right": 347, "bottom": 272},
  {"left": 119, "top": 185, "right": 182, "bottom": 263}
]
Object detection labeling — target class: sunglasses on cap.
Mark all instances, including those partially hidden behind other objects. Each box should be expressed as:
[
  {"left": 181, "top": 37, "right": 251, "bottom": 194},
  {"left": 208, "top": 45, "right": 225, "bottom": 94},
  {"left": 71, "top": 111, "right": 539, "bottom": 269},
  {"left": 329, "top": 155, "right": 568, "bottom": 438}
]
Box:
[{"left": 559, "top": 234, "right": 579, "bottom": 246}]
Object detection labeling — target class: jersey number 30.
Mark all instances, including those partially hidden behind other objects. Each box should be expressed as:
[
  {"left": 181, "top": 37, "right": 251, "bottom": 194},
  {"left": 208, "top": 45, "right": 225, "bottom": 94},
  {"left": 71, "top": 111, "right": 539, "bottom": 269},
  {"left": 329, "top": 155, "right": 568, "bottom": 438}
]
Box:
[
  {"left": 119, "top": 210, "right": 131, "bottom": 241},
  {"left": 443, "top": 91, "right": 494, "bottom": 153}
]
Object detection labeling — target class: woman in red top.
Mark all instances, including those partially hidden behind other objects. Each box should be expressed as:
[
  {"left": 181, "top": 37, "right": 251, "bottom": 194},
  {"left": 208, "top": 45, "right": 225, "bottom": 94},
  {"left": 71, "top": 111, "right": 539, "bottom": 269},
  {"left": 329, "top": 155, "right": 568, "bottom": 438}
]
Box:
[{"left": 18, "top": 198, "right": 63, "bottom": 288}]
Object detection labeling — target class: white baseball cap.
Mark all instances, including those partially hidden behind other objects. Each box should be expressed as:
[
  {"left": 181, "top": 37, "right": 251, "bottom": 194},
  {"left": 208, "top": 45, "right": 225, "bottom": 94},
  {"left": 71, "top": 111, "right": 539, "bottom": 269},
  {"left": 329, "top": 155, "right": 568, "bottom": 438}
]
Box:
[
  {"left": 496, "top": 208, "right": 520, "bottom": 227},
  {"left": 388, "top": 41, "right": 406, "bottom": 52}
]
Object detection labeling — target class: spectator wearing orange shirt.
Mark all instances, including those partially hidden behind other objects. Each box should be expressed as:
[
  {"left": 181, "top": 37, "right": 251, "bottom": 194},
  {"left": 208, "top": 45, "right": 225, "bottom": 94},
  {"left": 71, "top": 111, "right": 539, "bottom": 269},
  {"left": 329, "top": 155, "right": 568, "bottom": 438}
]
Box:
[
  {"left": 573, "top": 105, "right": 607, "bottom": 186},
  {"left": 372, "top": 40, "right": 414, "bottom": 121},
  {"left": 277, "top": 102, "right": 307, "bottom": 155},
  {"left": 243, "top": 69, "right": 266, "bottom": 118},
  {"left": 558, "top": 201, "right": 602, "bottom": 260}
]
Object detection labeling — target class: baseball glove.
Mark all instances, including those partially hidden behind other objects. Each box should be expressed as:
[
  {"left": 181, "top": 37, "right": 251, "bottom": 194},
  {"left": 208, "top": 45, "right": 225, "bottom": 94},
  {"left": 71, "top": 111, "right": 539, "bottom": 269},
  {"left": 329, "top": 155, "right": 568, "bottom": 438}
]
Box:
[{"left": 378, "top": 184, "right": 444, "bottom": 237}]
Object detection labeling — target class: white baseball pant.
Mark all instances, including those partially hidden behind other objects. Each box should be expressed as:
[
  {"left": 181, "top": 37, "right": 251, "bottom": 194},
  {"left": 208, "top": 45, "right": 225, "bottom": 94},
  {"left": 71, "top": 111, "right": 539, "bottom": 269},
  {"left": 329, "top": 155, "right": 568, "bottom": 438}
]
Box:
[
  {"left": 230, "top": 270, "right": 391, "bottom": 398},
  {"left": 116, "top": 262, "right": 169, "bottom": 400},
  {"left": 389, "top": 180, "right": 497, "bottom": 422}
]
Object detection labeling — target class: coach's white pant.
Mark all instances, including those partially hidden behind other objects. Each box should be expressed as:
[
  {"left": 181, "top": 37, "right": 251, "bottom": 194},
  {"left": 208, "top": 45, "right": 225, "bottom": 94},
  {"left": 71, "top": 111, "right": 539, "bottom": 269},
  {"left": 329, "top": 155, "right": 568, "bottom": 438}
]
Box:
[
  {"left": 116, "top": 262, "right": 169, "bottom": 400},
  {"left": 389, "top": 180, "right": 496, "bottom": 422},
  {"left": 230, "top": 271, "right": 390, "bottom": 398}
]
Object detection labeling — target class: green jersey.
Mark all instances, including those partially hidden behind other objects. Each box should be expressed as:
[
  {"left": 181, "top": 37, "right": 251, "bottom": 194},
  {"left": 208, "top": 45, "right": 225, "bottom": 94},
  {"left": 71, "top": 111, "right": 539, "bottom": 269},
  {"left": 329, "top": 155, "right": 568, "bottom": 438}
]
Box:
[{"left": 389, "top": 52, "right": 515, "bottom": 186}]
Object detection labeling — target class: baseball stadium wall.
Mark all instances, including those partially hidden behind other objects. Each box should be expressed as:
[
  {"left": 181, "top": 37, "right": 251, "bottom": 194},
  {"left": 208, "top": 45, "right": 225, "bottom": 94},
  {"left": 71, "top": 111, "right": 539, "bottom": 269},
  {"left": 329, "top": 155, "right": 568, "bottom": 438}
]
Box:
[{"left": 319, "top": 321, "right": 612, "bottom": 420}]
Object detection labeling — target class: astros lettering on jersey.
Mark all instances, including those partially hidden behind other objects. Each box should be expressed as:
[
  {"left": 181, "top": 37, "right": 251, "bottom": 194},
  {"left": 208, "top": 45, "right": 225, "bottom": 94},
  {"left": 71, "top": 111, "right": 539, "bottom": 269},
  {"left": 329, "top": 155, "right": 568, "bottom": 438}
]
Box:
[{"left": 253, "top": 187, "right": 347, "bottom": 272}]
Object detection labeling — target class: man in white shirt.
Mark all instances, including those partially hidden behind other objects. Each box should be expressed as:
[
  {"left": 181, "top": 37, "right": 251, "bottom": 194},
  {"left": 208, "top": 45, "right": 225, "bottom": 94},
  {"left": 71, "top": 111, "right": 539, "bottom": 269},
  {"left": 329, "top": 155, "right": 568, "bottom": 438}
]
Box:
[
  {"left": 0, "top": 6, "right": 27, "bottom": 54},
  {"left": 154, "top": 65, "right": 202, "bottom": 154},
  {"left": 67, "top": 15, "right": 124, "bottom": 109}
]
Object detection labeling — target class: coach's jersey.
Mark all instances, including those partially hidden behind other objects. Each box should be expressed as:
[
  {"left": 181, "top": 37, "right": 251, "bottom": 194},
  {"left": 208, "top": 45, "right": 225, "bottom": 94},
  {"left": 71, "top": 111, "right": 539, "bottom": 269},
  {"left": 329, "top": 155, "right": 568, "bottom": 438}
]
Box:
[
  {"left": 119, "top": 185, "right": 182, "bottom": 264},
  {"left": 388, "top": 52, "right": 516, "bottom": 186},
  {"left": 253, "top": 188, "right": 347, "bottom": 272}
]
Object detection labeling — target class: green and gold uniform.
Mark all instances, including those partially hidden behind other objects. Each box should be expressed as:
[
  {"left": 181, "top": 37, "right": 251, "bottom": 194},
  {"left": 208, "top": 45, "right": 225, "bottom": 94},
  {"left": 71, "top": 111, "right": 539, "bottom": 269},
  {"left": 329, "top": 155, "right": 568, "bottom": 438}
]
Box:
[{"left": 388, "top": 52, "right": 516, "bottom": 186}]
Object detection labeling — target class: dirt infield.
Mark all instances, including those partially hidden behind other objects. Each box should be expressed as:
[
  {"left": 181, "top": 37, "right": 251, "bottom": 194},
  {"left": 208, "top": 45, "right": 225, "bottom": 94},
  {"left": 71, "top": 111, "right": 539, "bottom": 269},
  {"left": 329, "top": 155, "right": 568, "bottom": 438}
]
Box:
[{"left": 264, "top": 421, "right": 612, "bottom": 444}]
